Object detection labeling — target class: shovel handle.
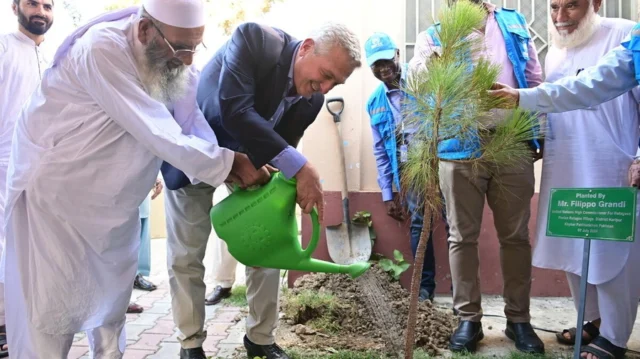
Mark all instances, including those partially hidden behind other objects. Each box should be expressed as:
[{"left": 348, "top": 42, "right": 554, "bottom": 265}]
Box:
[{"left": 326, "top": 97, "right": 344, "bottom": 123}]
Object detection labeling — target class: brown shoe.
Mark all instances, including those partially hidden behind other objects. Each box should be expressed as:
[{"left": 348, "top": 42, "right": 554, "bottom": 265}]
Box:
[{"left": 205, "top": 285, "right": 232, "bottom": 305}]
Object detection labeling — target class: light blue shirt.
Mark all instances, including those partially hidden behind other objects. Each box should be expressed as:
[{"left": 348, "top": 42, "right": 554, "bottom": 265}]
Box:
[
  {"left": 268, "top": 46, "right": 308, "bottom": 178},
  {"left": 519, "top": 45, "right": 638, "bottom": 113}
]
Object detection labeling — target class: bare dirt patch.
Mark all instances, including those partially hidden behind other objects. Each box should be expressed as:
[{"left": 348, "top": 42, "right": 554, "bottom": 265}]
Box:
[{"left": 278, "top": 264, "right": 457, "bottom": 356}]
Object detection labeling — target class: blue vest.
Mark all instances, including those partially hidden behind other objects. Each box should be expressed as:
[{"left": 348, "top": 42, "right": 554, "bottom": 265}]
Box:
[
  {"left": 425, "top": 7, "right": 539, "bottom": 160},
  {"left": 622, "top": 23, "right": 640, "bottom": 84},
  {"left": 367, "top": 77, "right": 403, "bottom": 191}
]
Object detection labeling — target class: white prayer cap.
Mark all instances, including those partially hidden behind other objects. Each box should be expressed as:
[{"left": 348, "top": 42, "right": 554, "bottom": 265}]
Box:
[{"left": 142, "top": 0, "right": 206, "bottom": 28}]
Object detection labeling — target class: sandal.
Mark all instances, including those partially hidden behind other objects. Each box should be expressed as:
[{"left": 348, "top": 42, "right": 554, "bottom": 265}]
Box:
[
  {"left": 556, "top": 321, "right": 600, "bottom": 345},
  {"left": 126, "top": 302, "right": 144, "bottom": 314},
  {"left": 581, "top": 336, "right": 626, "bottom": 359},
  {"left": 0, "top": 324, "right": 8, "bottom": 358}
]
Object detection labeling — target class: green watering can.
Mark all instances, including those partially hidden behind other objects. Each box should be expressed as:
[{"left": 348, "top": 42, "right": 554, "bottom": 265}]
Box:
[{"left": 210, "top": 172, "right": 370, "bottom": 279}]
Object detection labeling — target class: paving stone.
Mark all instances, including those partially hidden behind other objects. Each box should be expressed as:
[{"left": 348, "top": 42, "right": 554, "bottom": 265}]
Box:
[
  {"left": 128, "top": 333, "right": 170, "bottom": 351},
  {"left": 216, "top": 343, "right": 243, "bottom": 358},
  {"left": 144, "top": 320, "right": 177, "bottom": 335},
  {"left": 211, "top": 310, "right": 241, "bottom": 323},
  {"left": 142, "top": 288, "right": 169, "bottom": 298},
  {"left": 158, "top": 313, "right": 174, "bottom": 321},
  {"left": 145, "top": 301, "right": 172, "bottom": 314},
  {"left": 206, "top": 322, "right": 232, "bottom": 336},
  {"left": 203, "top": 335, "right": 228, "bottom": 352},
  {"left": 129, "top": 313, "right": 165, "bottom": 326},
  {"left": 145, "top": 342, "right": 182, "bottom": 359},
  {"left": 163, "top": 329, "right": 180, "bottom": 343},
  {"left": 220, "top": 329, "right": 244, "bottom": 345},
  {"left": 153, "top": 294, "right": 172, "bottom": 304},
  {"left": 122, "top": 348, "right": 156, "bottom": 359},
  {"left": 126, "top": 313, "right": 140, "bottom": 323},
  {"left": 204, "top": 304, "right": 219, "bottom": 320},
  {"left": 217, "top": 306, "right": 244, "bottom": 312},
  {"left": 135, "top": 296, "right": 160, "bottom": 309},
  {"left": 74, "top": 336, "right": 89, "bottom": 347},
  {"left": 68, "top": 346, "right": 89, "bottom": 359},
  {"left": 126, "top": 324, "right": 154, "bottom": 341},
  {"left": 73, "top": 332, "right": 86, "bottom": 342}
]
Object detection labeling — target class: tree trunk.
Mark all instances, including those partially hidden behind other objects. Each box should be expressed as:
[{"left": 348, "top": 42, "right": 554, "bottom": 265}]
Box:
[
  {"left": 403, "top": 203, "right": 433, "bottom": 358},
  {"left": 403, "top": 106, "right": 441, "bottom": 358}
]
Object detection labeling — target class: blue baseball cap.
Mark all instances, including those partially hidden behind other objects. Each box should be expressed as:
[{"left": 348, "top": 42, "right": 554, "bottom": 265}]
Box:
[{"left": 364, "top": 32, "right": 398, "bottom": 67}]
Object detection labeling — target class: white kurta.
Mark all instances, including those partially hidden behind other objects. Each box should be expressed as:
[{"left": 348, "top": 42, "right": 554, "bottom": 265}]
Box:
[
  {"left": 0, "top": 31, "right": 49, "bottom": 238},
  {"left": 0, "top": 31, "right": 48, "bottom": 164},
  {"left": 532, "top": 18, "right": 640, "bottom": 284},
  {"left": 3, "top": 13, "right": 234, "bottom": 336}
]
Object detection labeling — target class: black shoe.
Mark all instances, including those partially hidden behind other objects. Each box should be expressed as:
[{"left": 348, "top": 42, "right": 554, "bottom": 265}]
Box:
[
  {"left": 418, "top": 288, "right": 434, "bottom": 302},
  {"left": 449, "top": 321, "right": 484, "bottom": 353},
  {"left": 205, "top": 285, "right": 232, "bottom": 306},
  {"left": 133, "top": 273, "right": 157, "bottom": 291},
  {"left": 180, "top": 347, "right": 207, "bottom": 359},
  {"left": 505, "top": 321, "right": 545, "bottom": 354},
  {"left": 244, "top": 335, "right": 290, "bottom": 359}
]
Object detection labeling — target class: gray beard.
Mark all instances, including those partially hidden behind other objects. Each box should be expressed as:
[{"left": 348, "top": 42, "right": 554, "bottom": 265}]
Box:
[
  {"left": 137, "top": 39, "right": 189, "bottom": 106},
  {"left": 549, "top": 11, "right": 601, "bottom": 49}
]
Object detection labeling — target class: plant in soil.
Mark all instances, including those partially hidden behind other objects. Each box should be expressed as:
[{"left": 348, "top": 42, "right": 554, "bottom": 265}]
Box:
[
  {"left": 279, "top": 265, "right": 457, "bottom": 356},
  {"left": 379, "top": 250, "right": 411, "bottom": 281},
  {"left": 400, "top": 1, "right": 541, "bottom": 358}
]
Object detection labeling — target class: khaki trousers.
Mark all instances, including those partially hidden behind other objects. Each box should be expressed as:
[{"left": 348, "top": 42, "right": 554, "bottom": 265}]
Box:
[
  {"left": 165, "top": 182, "right": 280, "bottom": 348},
  {"left": 439, "top": 160, "right": 534, "bottom": 323}
]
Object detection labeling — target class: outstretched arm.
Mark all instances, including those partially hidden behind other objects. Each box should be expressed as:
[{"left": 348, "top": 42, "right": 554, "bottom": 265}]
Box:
[{"left": 518, "top": 45, "right": 638, "bottom": 113}]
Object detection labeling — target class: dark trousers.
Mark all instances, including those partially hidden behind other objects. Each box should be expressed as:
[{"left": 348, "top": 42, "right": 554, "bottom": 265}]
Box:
[{"left": 405, "top": 190, "right": 450, "bottom": 294}]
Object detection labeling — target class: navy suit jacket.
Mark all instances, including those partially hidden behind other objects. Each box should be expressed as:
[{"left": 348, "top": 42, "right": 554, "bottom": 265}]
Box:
[{"left": 161, "top": 22, "right": 324, "bottom": 190}]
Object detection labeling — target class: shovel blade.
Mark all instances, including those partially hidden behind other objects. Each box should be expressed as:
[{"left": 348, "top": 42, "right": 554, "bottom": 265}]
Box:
[{"left": 325, "top": 223, "right": 372, "bottom": 265}]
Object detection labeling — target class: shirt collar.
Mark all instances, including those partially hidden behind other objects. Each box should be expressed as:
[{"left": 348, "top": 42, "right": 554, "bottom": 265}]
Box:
[
  {"left": 13, "top": 30, "right": 39, "bottom": 46},
  {"left": 483, "top": 1, "right": 496, "bottom": 13},
  {"left": 288, "top": 44, "right": 308, "bottom": 99}
]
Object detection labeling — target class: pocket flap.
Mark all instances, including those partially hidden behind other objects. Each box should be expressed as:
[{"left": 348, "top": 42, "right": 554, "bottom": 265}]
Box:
[{"left": 506, "top": 23, "right": 531, "bottom": 39}]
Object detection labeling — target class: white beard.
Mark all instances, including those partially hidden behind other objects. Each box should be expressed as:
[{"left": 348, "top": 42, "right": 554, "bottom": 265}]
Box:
[
  {"left": 132, "top": 38, "right": 189, "bottom": 106},
  {"left": 549, "top": 10, "right": 601, "bottom": 49},
  {"left": 139, "top": 63, "right": 189, "bottom": 106}
]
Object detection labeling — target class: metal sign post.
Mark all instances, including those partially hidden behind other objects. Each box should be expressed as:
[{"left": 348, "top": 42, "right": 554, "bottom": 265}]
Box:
[{"left": 546, "top": 187, "right": 637, "bottom": 359}]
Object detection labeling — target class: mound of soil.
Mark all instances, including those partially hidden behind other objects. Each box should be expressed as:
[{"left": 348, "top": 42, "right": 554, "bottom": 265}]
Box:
[{"left": 279, "top": 264, "right": 457, "bottom": 356}]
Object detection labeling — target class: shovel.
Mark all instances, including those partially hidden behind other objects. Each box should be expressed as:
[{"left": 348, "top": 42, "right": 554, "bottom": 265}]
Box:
[{"left": 324, "top": 97, "right": 372, "bottom": 265}]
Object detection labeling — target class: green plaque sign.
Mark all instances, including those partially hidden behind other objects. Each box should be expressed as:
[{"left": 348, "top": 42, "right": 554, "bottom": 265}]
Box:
[{"left": 546, "top": 187, "right": 637, "bottom": 242}]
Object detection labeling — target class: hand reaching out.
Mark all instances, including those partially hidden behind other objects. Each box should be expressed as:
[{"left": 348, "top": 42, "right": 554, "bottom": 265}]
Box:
[{"left": 488, "top": 82, "right": 520, "bottom": 109}]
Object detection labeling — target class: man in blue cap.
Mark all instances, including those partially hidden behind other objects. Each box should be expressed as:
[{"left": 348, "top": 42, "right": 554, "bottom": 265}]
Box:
[{"left": 364, "top": 32, "right": 448, "bottom": 303}]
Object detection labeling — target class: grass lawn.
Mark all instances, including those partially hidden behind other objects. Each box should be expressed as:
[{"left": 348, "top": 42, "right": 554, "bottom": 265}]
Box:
[{"left": 221, "top": 285, "right": 248, "bottom": 307}]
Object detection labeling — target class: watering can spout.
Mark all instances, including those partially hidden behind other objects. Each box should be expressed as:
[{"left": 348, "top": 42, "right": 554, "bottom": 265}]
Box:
[
  {"left": 210, "top": 172, "right": 371, "bottom": 278},
  {"left": 296, "top": 259, "right": 371, "bottom": 279}
]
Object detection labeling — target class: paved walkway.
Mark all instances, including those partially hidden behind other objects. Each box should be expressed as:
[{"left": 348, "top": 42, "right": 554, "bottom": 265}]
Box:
[
  {"left": 54, "top": 236, "right": 640, "bottom": 358},
  {"left": 68, "top": 237, "right": 248, "bottom": 359}
]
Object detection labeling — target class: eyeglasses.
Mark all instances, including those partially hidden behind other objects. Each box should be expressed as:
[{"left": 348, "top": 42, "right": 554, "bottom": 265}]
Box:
[{"left": 148, "top": 19, "right": 206, "bottom": 61}]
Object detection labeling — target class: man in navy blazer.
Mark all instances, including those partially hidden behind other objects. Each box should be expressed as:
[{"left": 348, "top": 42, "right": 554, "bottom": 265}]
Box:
[{"left": 162, "top": 22, "right": 362, "bottom": 359}]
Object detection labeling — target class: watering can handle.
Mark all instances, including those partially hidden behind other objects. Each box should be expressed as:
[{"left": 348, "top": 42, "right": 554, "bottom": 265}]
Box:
[{"left": 301, "top": 207, "right": 320, "bottom": 258}]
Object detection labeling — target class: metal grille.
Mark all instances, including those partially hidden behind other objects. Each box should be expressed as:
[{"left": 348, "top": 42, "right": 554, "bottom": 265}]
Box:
[{"left": 404, "top": 0, "right": 638, "bottom": 69}]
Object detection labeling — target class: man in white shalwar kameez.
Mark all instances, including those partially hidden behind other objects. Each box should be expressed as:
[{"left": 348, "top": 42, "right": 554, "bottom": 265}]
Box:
[
  {"left": 2, "top": 0, "right": 270, "bottom": 357},
  {"left": 0, "top": 1, "right": 54, "bottom": 357},
  {"left": 492, "top": 2, "right": 640, "bottom": 358}
]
